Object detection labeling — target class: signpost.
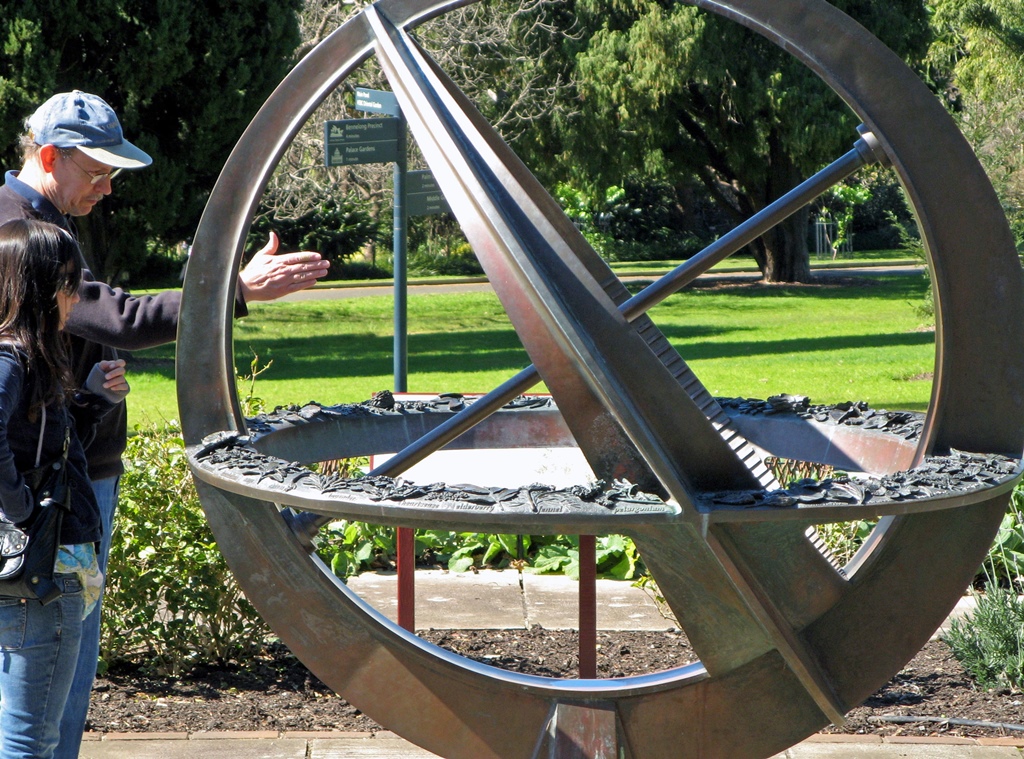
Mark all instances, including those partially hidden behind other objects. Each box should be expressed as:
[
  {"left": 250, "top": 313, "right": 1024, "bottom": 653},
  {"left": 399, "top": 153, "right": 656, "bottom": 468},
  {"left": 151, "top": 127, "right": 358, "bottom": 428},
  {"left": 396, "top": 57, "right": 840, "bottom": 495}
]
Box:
[
  {"left": 407, "top": 170, "right": 451, "bottom": 217},
  {"left": 325, "top": 88, "right": 412, "bottom": 394},
  {"left": 323, "top": 118, "right": 401, "bottom": 166},
  {"left": 328, "top": 88, "right": 437, "bottom": 633},
  {"left": 354, "top": 87, "right": 400, "bottom": 116},
  {"left": 326, "top": 89, "right": 454, "bottom": 397}
]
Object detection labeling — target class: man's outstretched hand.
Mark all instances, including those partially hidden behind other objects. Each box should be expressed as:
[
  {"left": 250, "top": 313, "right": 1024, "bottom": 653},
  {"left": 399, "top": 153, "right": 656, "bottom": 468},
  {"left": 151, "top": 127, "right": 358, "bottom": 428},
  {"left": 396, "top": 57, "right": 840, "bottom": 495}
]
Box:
[{"left": 238, "top": 231, "right": 331, "bottom": 302}]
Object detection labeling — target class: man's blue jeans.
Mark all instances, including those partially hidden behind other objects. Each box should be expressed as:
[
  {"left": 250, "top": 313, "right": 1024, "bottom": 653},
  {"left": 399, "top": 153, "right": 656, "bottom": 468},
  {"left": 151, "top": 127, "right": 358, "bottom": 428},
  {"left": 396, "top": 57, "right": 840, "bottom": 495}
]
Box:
[
  {"left": 0, "top": 575, "right": 84, "bottom": 759},
  {"left": 53, "top": 476, "right": 118, "bottom": 759}
]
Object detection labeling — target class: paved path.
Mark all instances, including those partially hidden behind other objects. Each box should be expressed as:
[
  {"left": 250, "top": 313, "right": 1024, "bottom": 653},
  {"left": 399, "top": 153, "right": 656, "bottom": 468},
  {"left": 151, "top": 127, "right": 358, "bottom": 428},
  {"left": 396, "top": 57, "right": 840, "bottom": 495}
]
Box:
[
  {"left": 75, "top": 732, "right": 1024, "bottom": 758},
  {"left": 342, "top": 569, "right": 974, "bottom": 640},
  {"left": 278, "top": 263, "right": 925, "bottom": 302}
]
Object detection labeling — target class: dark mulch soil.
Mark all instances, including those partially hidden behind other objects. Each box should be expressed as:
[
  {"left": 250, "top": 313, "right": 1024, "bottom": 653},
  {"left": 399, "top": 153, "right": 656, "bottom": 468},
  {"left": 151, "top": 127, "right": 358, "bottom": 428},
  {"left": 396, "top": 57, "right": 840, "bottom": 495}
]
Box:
[{"left": 86, "top": 629, "right": 1024, "bottom": 741}]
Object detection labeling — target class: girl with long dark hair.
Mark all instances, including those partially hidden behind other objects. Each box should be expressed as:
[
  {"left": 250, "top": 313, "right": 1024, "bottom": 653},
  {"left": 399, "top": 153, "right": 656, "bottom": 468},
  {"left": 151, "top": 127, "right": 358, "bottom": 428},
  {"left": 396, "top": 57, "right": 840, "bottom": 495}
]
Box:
[{"left": 0, "top": 218, "right": 128, "bottom": 758}]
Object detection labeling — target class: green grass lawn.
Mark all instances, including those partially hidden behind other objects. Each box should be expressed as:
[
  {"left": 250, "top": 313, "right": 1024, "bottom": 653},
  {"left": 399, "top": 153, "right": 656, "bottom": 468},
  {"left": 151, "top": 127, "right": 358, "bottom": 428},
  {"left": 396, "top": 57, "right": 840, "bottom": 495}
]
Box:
[{"left": 126, "top": 272, "right": 934, "bottom": 428}]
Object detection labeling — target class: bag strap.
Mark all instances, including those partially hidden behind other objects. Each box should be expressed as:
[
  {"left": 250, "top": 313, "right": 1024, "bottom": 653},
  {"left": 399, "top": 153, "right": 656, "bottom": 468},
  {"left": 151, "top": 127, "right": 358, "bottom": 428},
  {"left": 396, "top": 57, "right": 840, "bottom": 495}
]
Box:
[
  {"left": 34, "top": 407, "right": 70, "bottom": 470},
  {"left": 34, "top": 406, "right": 45, "bottom": 468},
  {"left": 32, "top": 407, "right": 71, "bottom": 512}
]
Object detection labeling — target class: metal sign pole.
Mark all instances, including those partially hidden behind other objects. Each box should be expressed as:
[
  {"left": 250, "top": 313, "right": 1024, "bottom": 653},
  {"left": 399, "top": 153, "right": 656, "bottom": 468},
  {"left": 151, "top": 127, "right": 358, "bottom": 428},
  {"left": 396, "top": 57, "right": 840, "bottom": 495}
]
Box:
[
  {"left": 393, "top": 114, "right": 409, "bottom": 393},
  {"left": 390, "top": 109, "right": 414, "bottom": 633},
  {"left": 331, "top": 90, "right": 453, "bottom": 634}
]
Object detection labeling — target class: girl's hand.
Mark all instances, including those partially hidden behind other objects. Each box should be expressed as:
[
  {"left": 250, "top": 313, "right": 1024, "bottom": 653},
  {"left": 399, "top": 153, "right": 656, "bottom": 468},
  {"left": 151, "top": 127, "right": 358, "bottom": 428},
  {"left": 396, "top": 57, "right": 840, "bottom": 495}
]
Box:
[
  {"left": 96, "top": 359, "right": 129, "bottom": 395},
  {"left": 86, "top": 359, "right": 129, "bottom": 402}
]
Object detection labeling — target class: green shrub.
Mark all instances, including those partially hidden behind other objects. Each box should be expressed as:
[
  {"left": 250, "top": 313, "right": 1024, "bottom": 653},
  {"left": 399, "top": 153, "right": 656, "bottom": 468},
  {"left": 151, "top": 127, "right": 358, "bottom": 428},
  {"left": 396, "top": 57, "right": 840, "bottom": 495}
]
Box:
[
  {"left": 941, "top": 485, "right": 1024, "bottom": 692},
  {"left": 554, "top": 178, "right": 708, "bottom": 262},
  {"left": 250, "top": 197, "right": 378, "bottom": 281},
  {"left": 944, "top": 583, "right": 1024, "bottom": 692},
  {"left": 102, "top": 422, "right": 271, "bottom": 675},
  {"left": 332, "top": 259, "right": 392, "bottom": 280},
  {"left": 408, "top": 241, "right": 484, "bottom": 277}
]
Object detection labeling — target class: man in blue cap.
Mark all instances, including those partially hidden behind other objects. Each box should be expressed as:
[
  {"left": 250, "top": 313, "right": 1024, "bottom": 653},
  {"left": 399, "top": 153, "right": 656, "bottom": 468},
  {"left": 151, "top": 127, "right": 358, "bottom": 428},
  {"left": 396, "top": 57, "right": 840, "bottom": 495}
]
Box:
[
  {"left": 0, "top": 90, "right": 331, "bottom": 758},
  {"left": 17, "top": 89, "right": 156, "bottom": 216}
]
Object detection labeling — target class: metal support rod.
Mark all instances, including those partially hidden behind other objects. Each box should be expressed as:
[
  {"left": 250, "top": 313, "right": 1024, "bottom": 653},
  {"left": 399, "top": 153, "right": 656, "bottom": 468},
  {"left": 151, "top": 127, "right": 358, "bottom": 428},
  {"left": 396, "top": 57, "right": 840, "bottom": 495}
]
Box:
[
  {"left": 620, "top": 140, "right": 878, "bottom": 318},
  {"left": 392, "top": 114, "right": 412, "bottom": 624},
  {"left": 578, "top": 535, "right": 597, "bottom": 679},
  {"left": 397, "top": 526, "right": 416, "bottom": 631},
  {"left": 369, "top": 138, "right": 877, "bottom": 479}
]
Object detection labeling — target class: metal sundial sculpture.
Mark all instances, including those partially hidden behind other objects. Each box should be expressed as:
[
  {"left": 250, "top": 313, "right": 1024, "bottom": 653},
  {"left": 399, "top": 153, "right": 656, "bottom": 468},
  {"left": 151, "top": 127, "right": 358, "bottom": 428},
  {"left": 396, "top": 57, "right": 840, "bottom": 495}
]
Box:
[{"left": 177, "top": 1, "right": 1024, "bottom": 757}]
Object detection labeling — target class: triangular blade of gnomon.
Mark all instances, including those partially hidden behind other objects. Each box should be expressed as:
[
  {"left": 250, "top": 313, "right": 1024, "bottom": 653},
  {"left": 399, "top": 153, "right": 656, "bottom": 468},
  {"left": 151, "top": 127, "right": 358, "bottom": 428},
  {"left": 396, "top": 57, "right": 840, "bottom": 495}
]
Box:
[
  {"left": 367, "top": 9, "right": 767, "bottom": 503},
  {"left": 411, "top": 36, "right": 779, "bottom": 495},
  {"left": 364, "top": 7, "right": 848, "bottom": 726}
]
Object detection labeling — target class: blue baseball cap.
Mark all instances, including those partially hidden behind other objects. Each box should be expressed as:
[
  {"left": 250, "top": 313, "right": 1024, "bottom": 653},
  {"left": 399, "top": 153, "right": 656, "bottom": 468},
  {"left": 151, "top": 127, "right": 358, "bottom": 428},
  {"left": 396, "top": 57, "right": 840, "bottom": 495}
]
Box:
[{"left": 27, "top": 90, "right": 152, "bottom": 169}]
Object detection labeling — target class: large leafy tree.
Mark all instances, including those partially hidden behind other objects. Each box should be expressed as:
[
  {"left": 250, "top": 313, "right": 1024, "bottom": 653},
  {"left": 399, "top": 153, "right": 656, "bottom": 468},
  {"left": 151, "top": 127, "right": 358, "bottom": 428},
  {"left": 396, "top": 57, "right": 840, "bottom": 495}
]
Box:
[
  {"left": 929, "top": 0, "right": 1024, "bottom": 247},
  {"left": 563, "top": 1, "right": 931, "bottom": 282},
  {"left": 0, "top": 0, "right": 302, "bottom": 282}
]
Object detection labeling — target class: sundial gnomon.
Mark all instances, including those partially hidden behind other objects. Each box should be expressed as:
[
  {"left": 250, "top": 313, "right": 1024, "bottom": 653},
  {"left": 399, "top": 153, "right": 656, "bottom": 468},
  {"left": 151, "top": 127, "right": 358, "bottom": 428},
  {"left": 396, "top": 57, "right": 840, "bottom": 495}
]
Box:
[{"left": 177, "top": 1, "right": 1024, "bottom": 757}]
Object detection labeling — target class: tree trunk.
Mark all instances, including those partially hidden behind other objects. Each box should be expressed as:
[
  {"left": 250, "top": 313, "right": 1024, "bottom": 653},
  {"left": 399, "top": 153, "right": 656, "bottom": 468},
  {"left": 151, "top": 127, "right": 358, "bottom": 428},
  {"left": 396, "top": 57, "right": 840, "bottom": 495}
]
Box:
[
  {"left": 74, "top": 214, "right": 106, "bottom": 280},
  {"left": 362, "top": 198, "right": 384, "bottom": 265},
  {"left": 760, "top": 206, "right": 811, "bottom": 283},
  {"left": 758, "top": 131, "right": 812, "bottom": 284}
]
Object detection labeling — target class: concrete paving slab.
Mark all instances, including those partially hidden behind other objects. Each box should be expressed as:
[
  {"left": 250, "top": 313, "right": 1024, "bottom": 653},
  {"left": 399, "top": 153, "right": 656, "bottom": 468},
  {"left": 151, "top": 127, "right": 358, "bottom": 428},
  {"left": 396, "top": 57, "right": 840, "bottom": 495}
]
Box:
[
  {"left": 521, "top": 571, "right": 676, "bottom": 630},
  {"left": 76, "top": 735, "right": 1024, "bottom": 758},
  {"left": 345, "top": 569, "right": 677, "bottom": 631},
  {"left": 79, "top": 737, "right": 308, "bottom": 758},
  {"left": 310, "top": 736, "right": 441, "bottom": 757},
  {"left": 776, "top": 745, "right": 1022, "bottom": 758},
  {"left": 933, "top": 594, "right": 978, "bottom": 640},
  {"left": 346, "top": 569, "right": 525, "bottom": 629}
]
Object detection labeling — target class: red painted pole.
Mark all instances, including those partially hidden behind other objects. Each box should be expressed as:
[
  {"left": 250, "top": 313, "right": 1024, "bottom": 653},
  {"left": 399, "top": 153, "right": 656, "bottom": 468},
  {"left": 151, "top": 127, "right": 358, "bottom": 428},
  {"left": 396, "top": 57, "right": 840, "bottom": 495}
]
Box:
[
  {"left": 579, "top": 534, "right": 597, "bottom": 679},
  {"left": 397, "top": 527, "right": 415, "bottom": 631}
]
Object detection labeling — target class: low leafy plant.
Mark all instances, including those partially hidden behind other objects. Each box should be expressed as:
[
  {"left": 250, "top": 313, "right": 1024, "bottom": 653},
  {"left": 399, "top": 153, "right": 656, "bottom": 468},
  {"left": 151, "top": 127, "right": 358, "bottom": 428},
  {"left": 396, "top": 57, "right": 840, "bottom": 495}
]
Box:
[
  {"left": 814, "top": 519, "right": 875, "bottom": 566},
  {"left": 984, "top": 485, "right": 1024, "bottom": 588},
  {"left": 944, "top": 583, "right": 1024, "bottom": 692},
  {"left": 317, "top": 518, "right": 397, "bottom": 577},
  {"left": 532, "top": 534, "right": 641, "bottom": 580},
  {"left": 315, "top": 524, "right": 643, "bottom": 582},
  {"left": 940, "top": 485, "right": 1024, "bottom": 691},
  {"left": 102, "top": 422, "right": 270, "bottom": 675}
]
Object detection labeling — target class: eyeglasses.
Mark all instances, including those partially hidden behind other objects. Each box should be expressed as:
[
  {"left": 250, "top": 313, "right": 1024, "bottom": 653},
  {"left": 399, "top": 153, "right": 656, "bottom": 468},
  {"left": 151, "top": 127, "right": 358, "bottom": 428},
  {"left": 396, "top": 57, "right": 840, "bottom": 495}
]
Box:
[{"left": 63, "top": 152, "right": 122, "bottom": 185}]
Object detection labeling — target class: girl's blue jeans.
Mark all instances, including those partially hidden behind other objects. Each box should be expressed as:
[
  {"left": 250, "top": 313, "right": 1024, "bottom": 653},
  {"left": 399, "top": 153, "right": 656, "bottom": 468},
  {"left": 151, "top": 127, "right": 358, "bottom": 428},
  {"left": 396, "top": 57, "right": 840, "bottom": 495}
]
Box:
[
  {"left": 0, "top": 575, "right": 84, "bottom": 759},
  {"left": 54, "top": 475, "right": 118, "bottom": 759}
]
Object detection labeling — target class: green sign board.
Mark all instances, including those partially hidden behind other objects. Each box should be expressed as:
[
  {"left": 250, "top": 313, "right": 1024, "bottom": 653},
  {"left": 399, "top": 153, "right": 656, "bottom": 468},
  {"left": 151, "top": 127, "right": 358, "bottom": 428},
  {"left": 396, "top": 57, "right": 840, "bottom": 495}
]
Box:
[
  {"left": 324, "top": 118, "right": 401, "bottom": 166},
  {"left": 407, "top": 170, "right": 451, "bottom": 217},
  {"left": 354, "top": 87, "right": 400, "bottom": 117}
]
